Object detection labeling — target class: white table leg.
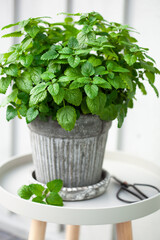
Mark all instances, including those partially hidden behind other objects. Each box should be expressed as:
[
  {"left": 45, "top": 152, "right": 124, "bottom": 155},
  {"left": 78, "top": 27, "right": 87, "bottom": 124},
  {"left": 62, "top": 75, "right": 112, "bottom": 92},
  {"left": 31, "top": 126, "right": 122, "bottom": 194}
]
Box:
[
  {"left": 66, "top": 225, "right": 80, "bottom": 240},
  {"left": 116, "top": 221, "right": 133, "bottom": 240},
  {"left": 28, "top": 219, "right": 47, "bottom": 240}
]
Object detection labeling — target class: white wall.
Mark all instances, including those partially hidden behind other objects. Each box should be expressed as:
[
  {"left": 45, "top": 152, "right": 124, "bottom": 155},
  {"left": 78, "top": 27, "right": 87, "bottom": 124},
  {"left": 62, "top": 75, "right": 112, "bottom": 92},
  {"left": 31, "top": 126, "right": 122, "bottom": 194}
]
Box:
[
  {"left": 119, "top": 0, "right": 160, "bottom": 165},
  {"left": 0, "top": 0, "right": 14, "bottom": 160}
]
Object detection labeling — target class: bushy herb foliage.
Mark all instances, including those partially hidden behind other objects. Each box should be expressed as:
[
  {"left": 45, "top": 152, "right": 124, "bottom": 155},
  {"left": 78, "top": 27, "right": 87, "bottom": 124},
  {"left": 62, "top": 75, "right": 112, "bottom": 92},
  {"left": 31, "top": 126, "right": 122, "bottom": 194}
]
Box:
[{"left": 0, "top": 12, "right": 159, "bottom": 130}]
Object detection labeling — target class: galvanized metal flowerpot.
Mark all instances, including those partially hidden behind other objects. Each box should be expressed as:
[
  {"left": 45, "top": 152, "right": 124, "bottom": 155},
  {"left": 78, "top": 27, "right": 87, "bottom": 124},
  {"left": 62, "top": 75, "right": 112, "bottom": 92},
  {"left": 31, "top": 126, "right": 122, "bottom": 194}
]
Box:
[{"left": 28, "top": 115, "right": 112, "bottom": 188}]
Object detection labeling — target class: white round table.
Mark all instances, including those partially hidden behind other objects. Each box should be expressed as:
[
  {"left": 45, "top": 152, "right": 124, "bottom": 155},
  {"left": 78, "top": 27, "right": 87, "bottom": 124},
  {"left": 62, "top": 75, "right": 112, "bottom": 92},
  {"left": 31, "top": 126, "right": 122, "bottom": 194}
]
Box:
[{"left": 0, "top": 151, "right": 159, "bottom": 240}]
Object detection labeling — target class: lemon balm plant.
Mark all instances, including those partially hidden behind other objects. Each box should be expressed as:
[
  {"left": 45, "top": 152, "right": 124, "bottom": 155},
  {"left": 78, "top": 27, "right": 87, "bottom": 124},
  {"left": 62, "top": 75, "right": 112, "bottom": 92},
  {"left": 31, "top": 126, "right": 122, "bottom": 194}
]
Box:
[
  {"left": 0, "top": 12, "right": 159, "bottom": 130},
  {"left": 0, "top": 12, "right": 159, "bottom": 191}
]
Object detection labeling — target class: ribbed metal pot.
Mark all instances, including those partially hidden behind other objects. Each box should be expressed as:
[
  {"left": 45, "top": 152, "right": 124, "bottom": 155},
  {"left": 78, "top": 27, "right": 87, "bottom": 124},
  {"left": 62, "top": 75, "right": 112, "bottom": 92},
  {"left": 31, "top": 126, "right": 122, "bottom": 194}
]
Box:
[{"left": 28, "top": 115, "right": 112, "bottom": 187}]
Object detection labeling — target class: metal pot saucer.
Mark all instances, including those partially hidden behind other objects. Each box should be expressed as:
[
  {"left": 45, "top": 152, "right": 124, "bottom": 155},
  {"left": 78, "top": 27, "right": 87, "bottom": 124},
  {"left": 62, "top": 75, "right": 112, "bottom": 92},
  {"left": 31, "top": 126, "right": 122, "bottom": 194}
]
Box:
[{"left": 31, "top": 169, "right": 111, "bottom": 201}]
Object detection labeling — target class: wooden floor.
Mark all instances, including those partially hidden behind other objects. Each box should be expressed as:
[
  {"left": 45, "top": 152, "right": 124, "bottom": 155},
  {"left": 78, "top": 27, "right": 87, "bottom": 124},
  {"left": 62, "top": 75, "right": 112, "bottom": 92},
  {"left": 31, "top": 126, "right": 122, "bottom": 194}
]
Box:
[
  {"left": 0, "top": 230, "right": 24, "bottom": 240},
  {"left": 0, "top": 205, "right": 65, "bottom": 240}
]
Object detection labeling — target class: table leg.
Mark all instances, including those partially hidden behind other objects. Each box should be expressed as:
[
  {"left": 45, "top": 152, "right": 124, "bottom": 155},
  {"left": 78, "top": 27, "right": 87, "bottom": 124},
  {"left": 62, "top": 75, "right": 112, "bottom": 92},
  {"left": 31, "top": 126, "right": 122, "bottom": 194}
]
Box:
[
  {"left": 28, "top": 219, "right": 47, "bottom": 240},
  {"left": 116, "top": 221, "right": 133, "bottom": 240},
  {"left": 66, "top": 225, "right": 80, "bottom": 240}
]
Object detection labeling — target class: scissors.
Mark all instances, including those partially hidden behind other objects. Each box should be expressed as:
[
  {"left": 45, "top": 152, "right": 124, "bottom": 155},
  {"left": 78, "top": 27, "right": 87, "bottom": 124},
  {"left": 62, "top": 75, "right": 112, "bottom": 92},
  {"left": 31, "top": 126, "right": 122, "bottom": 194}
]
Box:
[{"left": 111, "top": 176, "right": 160, "bottom": 204}]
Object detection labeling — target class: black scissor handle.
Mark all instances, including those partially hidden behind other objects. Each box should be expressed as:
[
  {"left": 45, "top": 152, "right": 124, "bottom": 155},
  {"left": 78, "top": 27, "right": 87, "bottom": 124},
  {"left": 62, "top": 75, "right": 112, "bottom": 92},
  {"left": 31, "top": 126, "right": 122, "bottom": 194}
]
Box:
[{"left": 117, "top": 186, "right": 146, "bottom": 204}]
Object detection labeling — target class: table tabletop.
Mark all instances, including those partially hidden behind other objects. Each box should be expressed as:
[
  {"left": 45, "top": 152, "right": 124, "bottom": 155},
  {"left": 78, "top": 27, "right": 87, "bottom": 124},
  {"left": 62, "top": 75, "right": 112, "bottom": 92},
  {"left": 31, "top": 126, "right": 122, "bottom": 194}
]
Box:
[{"left": 0, "top": 151, "right": 159, "bottom": 225}]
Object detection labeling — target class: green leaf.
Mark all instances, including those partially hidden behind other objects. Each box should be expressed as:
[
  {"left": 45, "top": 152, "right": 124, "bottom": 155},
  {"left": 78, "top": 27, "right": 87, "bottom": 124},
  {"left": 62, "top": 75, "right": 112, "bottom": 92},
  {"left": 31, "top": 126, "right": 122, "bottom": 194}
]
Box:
[
  {"left": 95, "top": 66, "right": 107, "bottom": 75},
  {"left": 140, "top": 61, "right": 156, "bottom": 73},
  {"left": 138, "top": 82, "right": 147, "bottom": 95},
  {"left": 16, "top": 72, "right": 33, "bottom": 94},
  {"left": 69, "top": 77, "right": 91, "bottom": 89},
  {"left": 19, "top": 19, "right": 30, "bottom": 28},
  {"left": 124, "top": 54, "right": 137, "bottom": 66},
  {"left": 29, "top": 184, "right": 45, "bottom": 197},
  {"left": 98, "top": 82, "right": 112, "bottom": 89},
  {"left": 32, "top": 196, "right": 46, "bottom": 204},
  {"left": 81, "top": 62, "right": 95, "bottom": 76},
  {"left": 1, "top": 22, "right": 20, "bottom": 30},
  {"left": 57, "top": 106, "right": 77, "bottom": 131},
  {"left": 93, "top": 76, "right": 107, "bottom": 85},
  {"left": 52, "top": 59, "right": 67, "bottom": 64},
  {"left": 104, "top": 50, "right": 119, "bottom": 61},
  {"left": 52, "top": 79, "right": 57, "bottom": 83},
  {"left": 47, "top": 62, "right": 61, "bottom": 73},
  {"left": 65, "top": 16, "right": 73, "bottom": 23},
  {"left": 39, "top": 103, "right": 49, "bottom": 113},
  {"left": 98, "top": 92, "right": 107, "bottom": 113},
  {"left": 19, "top": 104, "right": 27, "bottom": 117},
  {"left": 144, "top": 53, "right": 156, "bottom": 63},
  {"left": 145, "top": 71, "right": 155, "bottom": 83},
  {"left": 6, "top": 105, "right": 17, "bottom": 121},
  {"left": 148, "top": 80, "right": 159, "bottom": 97},
  {"left": 77, "top": 77, "right": 91, "bottom": 84},
  {"left": 117, "top": 106, "right": 126, "bottom": 128},
  {"left": 59, "top": 54, "right": 70, "bottom": 59},
  {"left": 41, "top": 71, "right": 55, "bottom": 81},
  {"left": 7, "top": 52, "right": 19, "bottom": 63},
  {"left": 19, "top": 55, "right": 33, "bottom": 67},
  {"left": 26, "top": 107, "right": 39, "bottom": 123},
  {"left": 29, "top": 67, "right": 42, "bottom": 84},
  {"left": 108, "top": 72, "right": 114, "bottom": 79},
  {"left": 58, "top": 76, "right": 71, "bottom": 82},
  {"left": 46, "top": 192, "right": 63, "bottom": 206},
  {"left": 120, "top": 73, "right": 133, "bottom": 90},
  {"left": 24, "top": 25, "right": 40, "bottom": 38},
  {"left": 68, "top": 37, "right": 79, "bottom": 49},
  {"left": 59, "top": 47, "right": 73, "bottom": 54},
  {"left": 82, "top": 25, "right": 93, "bottom": 33},
  {"left": 21, "top": 38, "right": 33, "bottom": 51},
  {"left": 86, "top": 95, "right": 99, "bottom": 114},
  {"left": 107, "top": 62, "right": 129, "bottom": 73},
  {"left": 47, "top": 179, "right": 63, "bottom": 193},
  {"left": 97, "top": 36, "right": 108, "bottom": 44},
  {"left": 0, "top": 76, "right": 11, "bottom": 94},
  {"left": 81, "top": 97, "right": 90, "bottom": 114},
  {"left": 2, "top": 31, "right": 23, "bottom": 38},
  {"left": 130, "top": 46, "right": 140, "bottom": 52},
  {"left": 100, "top": 104, "right": 118, "bottom": 121},
  {"left": 0, "top": 89, "right": 18, "bottom": 107},
  {"left": 88, "top": 56, "right": 102, "bottom": 67},
  {"left": 41, "top": 50, "right": 59, "bottom": 60},
  {"left": 48, "top": 83, "right": 59, "bottom": 96},
  {"left": 29, "top": 90, "right": 47, "bottom": 106},
  {"left": 68, "top": 56, "right": 80, "bottom": 68},
  {"left": 69, "top": 81, "right": 85, "bottom": 89},
  {"left": 77, "top": 31, "right": 96, "bottom": 48},
  {"left": 86, "top": 92, "right": 106, "bottom": 115},
  {"left": 108, "top": 76, "right": 126, "bottom": 89},
  {"left": 18, "top": 185, "right": 33, "bottom": 200},
  {"left": 75, "top": 49, "right": 91, "bottom": 55},
  {"left": 53, "top": 88, "right": 65, "bottom": 105},
  {"left": 4, "top": 64, "right": 18, "bottom": 77},
  {"left": 17, "top": 92, "right": 29, "bottom": 104},
  {"left": 64, "top": 89, "right": 82, "bottom": 106},
  {"left": 84, "top": 84, "right": 98, "bottom": 99},
  {"left": 30, "top": 83, "right": 48, "bottom": 95},
  {"left": 64, "top": 68, "right": 82, "bottom": 80},
  {"left": 59, "top": 12, "right": 81, "bottom": 16}
]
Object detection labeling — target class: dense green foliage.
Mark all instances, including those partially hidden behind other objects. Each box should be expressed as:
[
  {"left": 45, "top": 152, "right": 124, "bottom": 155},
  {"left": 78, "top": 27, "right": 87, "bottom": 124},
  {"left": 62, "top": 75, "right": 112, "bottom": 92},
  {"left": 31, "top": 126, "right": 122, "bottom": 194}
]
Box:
[
  {"left": 18, "top": 179, "right": 63, "bottom": 206},
  {"left": 0, "top": 12, "right": 159, "bottom": 130}
]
